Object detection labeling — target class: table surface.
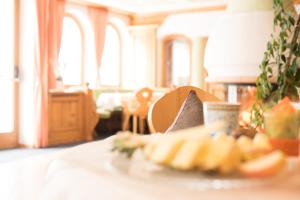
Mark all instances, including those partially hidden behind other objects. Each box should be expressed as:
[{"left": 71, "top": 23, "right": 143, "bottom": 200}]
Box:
[{"left": 0, "top": 137, "right": 299, "bottom": 200}]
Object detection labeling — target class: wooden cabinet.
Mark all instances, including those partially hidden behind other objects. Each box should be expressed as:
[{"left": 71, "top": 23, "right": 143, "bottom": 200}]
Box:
[
  {"left": 48, "top": 91, "right": 85, "bottom": 146},
  {"left": 47, "top": 89, "right": 99, "bottom": 146}
]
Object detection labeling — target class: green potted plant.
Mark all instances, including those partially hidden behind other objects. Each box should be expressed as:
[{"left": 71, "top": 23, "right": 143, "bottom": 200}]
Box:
[{"left": 251, "top": 0, "right": 300, "bottom": 156}]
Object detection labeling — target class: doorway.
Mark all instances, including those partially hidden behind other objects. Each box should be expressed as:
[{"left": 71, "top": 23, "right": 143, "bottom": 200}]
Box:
[{"left": 0, "top": 0, "right": 18, "bottom": 148}]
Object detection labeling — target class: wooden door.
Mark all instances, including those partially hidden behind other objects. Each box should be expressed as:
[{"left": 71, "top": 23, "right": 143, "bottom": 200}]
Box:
[{"left": 0, "top": 1, "right": 18, "bottom": 148}]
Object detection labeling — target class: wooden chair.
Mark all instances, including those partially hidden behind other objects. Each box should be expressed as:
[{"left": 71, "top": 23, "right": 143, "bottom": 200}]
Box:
[
  {"left": 122, "top": 87, "right": 153, "bottom": 133},
  {"left": 147, "top": 86, "right": 220, "bottom": 133},
  {"left": 84, "top": 88, "right": 99, "bottom": 140}
]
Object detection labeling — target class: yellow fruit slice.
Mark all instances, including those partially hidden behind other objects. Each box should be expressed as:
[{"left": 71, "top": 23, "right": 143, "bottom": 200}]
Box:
[
  {"left": 239, "top": 150, "right": 286, "bottom": 178},
  {"left": 150, "top": 138, "right": 184, "bottom": 165},
  {"left": 218, "top": 141, "right": 241, "bottom": 175},
  {"left": 201, "top": 135, "right": 236, "bottom": 171},
  {"left": 144, "top": 142, "right": 156, "bottom": 159},
  {"left": 237, "top": 136, "right": 254, "bottom": 161},
  {"left": 237, "top": 136, "right": 253, "bottom": 152},
  {"left": 252, "top": 133, "right": 272, "bottom": 151},
  {"left": 171, "top": 137, "right": 210, "bottom": 170}
]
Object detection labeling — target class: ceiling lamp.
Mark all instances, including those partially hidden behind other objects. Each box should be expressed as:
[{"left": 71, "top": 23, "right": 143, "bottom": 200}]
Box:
[{"left": 204, "top": 0, "right": 274, "bottom": 80}]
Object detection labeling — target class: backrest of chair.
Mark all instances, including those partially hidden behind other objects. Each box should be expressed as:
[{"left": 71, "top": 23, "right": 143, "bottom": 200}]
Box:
[
  {"left": 135, "top": 87, "right": 153, "bottom": 119},
  {"left": 147, "top": 86, "right": 220, "bottom": 133}
]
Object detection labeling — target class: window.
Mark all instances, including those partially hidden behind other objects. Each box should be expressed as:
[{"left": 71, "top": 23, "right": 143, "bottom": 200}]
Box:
[
  {"left": 164, "top": 37, "right": 191, "bottom": 87},
  {"left": 58, "top": 16, "right": 83, "bottom": 86},
  {"left": 99, "top": 24, "right": 121, "bottom": 87}
]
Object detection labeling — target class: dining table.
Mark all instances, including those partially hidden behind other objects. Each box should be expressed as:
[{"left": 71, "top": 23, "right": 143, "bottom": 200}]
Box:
[
  {"left": 0, "top": 136, "right": 299, "bottom": 200},
  {"left": 95, "top": 89, "right": 166, "bottom": 133}
]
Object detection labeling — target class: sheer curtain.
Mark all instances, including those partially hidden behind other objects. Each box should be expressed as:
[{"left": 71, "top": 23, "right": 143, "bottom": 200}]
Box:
[
  {"left": 88, "top": 6, "right": 108, "bottom": 87},
  {"left": 35, "top": 0, "right": 65, "bottom": 147}
]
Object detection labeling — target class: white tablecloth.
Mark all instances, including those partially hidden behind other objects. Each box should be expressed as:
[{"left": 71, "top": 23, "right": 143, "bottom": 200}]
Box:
[{"left": 0, "top": 137, "right": 300, "bottom": 200}]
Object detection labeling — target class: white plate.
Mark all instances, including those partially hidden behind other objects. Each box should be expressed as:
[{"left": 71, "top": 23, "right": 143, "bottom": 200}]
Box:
[{"left": 104, "top": 152, "right": 298, "bottom": 190}]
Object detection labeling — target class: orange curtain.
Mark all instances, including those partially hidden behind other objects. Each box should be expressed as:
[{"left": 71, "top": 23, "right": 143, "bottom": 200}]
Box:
[
  {"left": 88, "top": 6, "right": 108, "bottom": 86},
  {"left": 35, "top": 0, "right": 65, "bottom": 147}
]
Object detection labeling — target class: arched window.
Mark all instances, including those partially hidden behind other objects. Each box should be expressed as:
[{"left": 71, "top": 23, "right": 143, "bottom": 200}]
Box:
[
  {"left": 163, "top": 36, "right": 191, "bottom": 87},
  {"left": 99, "top": 23, "right": 121, "bottom": 87},
  {"left": 58, "top": 15, "right": 83, "bottom": 86}
]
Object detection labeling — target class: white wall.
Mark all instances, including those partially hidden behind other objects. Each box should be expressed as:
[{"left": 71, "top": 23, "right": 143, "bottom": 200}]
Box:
[
  {"left": 158, "top": 11, "right": 224, "bottom": 39},
  {"left": 19, "top": 0, "right": 38, "bottom": 145},
  {"left": 157, "top": 11, "right": 224, "bottom": 88},
  {"left": 128, "top": 25, "right": 158, "bottom": 89}
]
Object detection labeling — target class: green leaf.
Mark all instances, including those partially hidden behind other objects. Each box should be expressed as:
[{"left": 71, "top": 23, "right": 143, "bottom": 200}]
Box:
[
  {"left": 289, "top": 86, "right": 298, "bottom": 98},
  {"left": 286, "top": 69, "right": 293, "bottom": 78},
  {"left": 267, "top": 67, "right": 273, "bottom": 74},
  {"left": 288, "top": 15, "right": 295, "bottom": 26},
  {"left": 292, "top": 43, "right": 298, "bottom": 52},
  {"left": 291, "top": 59, "right": 297, "bottom": 74},
  {"left": 262, "top": 59, "right": 269, "bottom": 68},
  {"left": 267, "top": 41, "right": 272, "bottom": 49},
  {"left": 252, "top": 0, "right": 300, "bottom": 129},
  {"left": 281, "top": 55, "right": 286, "bottom": 63},
  {"left": 295, "top": 68, "right": 300, "bottom": 81},
  {"left": 296, "top": 44, "right": 300, "bottom": 56},
  {"left": 281, "top": 44, "right": 286, "bottom": 52}
]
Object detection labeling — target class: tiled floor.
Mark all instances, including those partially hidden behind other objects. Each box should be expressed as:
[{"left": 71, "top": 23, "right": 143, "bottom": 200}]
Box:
[
  {"left": 0, "top": 144, "right": 79, "bottom": 163},
  {"left": 0, "top": 133, "right": 111, "bottom": 164}
]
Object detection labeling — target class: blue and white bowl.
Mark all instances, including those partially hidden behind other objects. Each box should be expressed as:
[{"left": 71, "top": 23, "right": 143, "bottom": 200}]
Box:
[{"left": 203, "top": 102, "right": 240, "bottom": 134}]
